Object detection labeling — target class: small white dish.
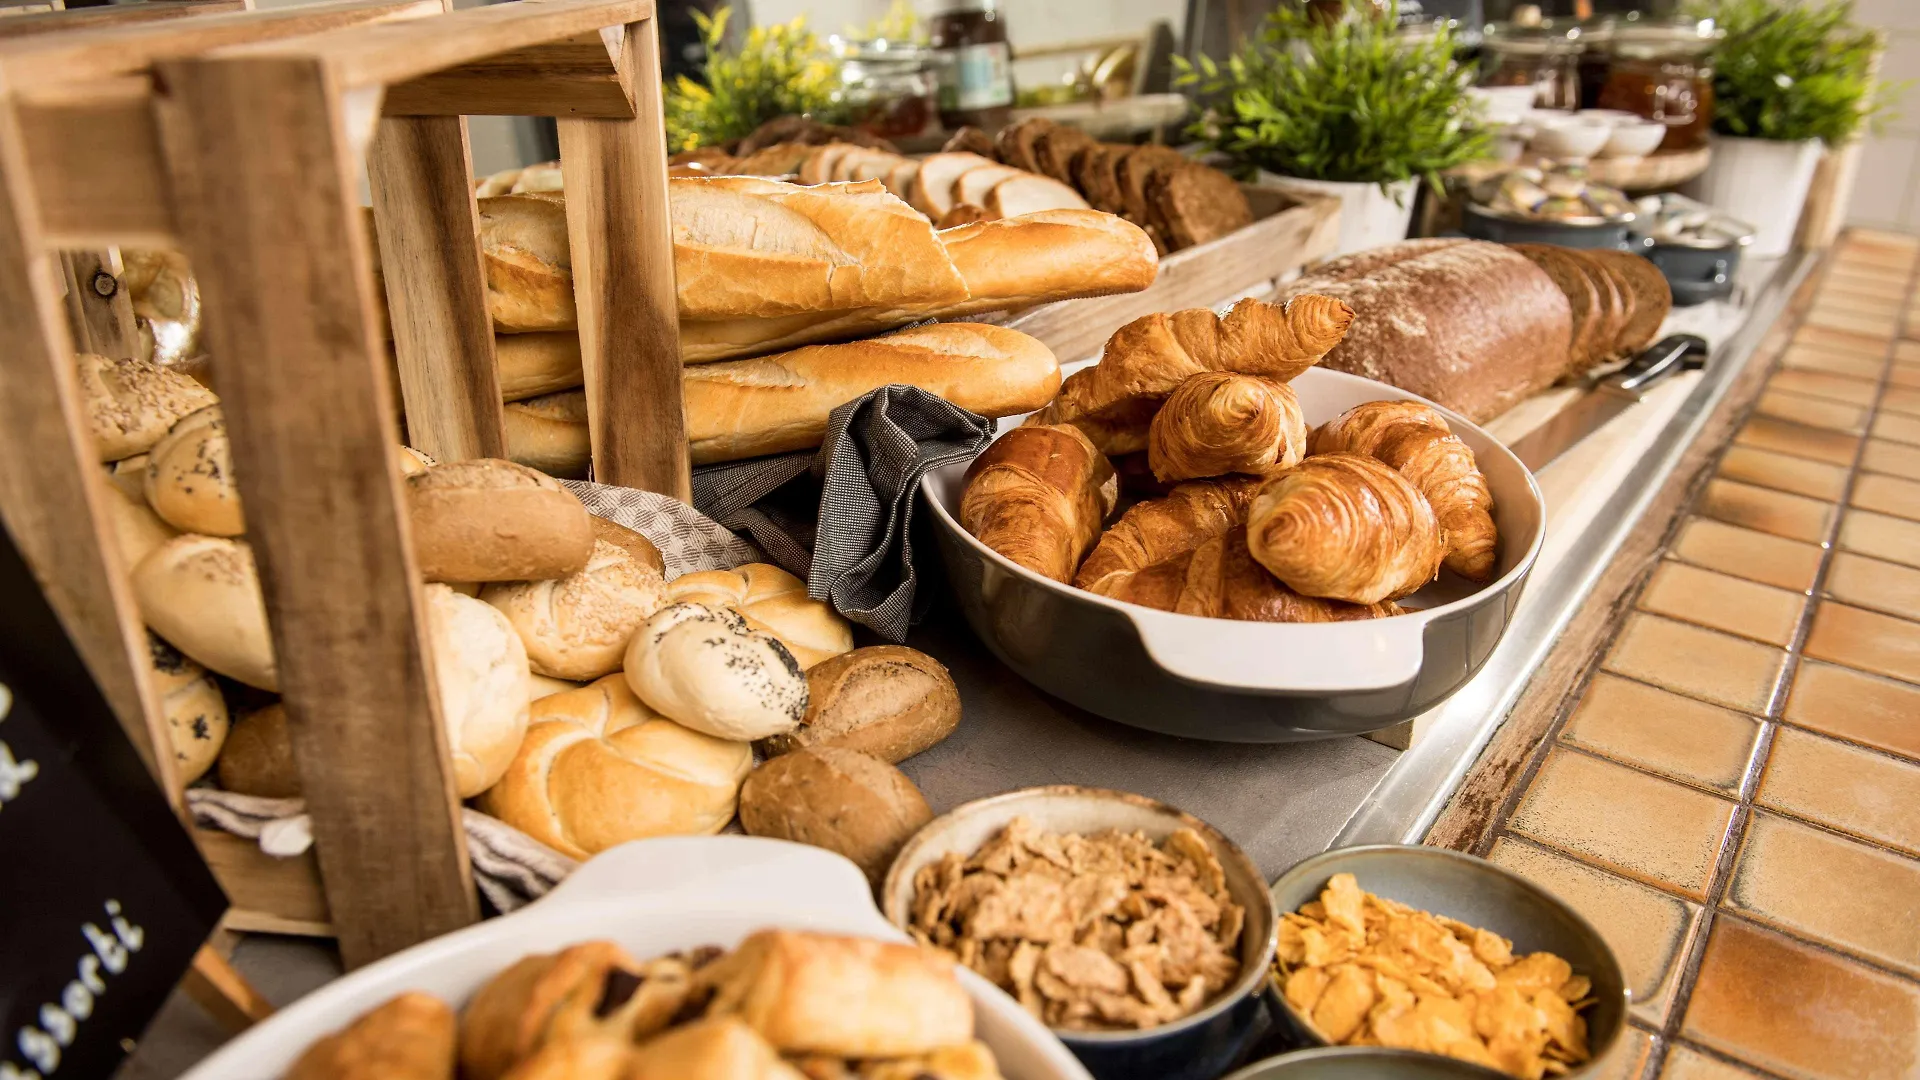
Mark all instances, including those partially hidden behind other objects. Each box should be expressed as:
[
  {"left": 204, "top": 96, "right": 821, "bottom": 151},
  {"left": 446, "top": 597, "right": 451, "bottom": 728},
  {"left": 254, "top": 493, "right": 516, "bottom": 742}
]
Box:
[
  {"left": 1598, "top": 119, "right": 1667, "bottom": 159},
  {"left": 1468, "top": 85, "right": 1538, "bottom": 125},
  {"left": 1575, "top": 108, "right": 1640, "bottom": 127},
  {"left": 1528, "top": 118, "right": 1612, "bottom": 161}
]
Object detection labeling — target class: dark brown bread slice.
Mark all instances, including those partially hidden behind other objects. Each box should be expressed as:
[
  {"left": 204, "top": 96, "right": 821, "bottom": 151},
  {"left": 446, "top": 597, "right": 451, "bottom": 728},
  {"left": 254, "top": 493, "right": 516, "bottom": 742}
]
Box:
[
  {"left": 1145, "top": 162, "right": 1254, "bottom": 250},
  {"left": 1114, "top": 145, "right": 1186, "bottom": 250},
  {"left": 1072, "top": 144, "right": 1125, "bottom": 213},
  {"left": 995, "top": 118, "right": 1051, "bottom": 173},
  {"left": 941, "top": 126, "right": 999, "bottom": 160},
  {"left": 1511, "top": 244, "right": 1600, "bottom": 381},
  {"left": 1585, "top": 249, "right": 1672, "bottom": 357},
  {"left": 1566, "top": 249, "right": 1626, "bottom": 365},
  {"left": 1033, "top": 125, "right": 1097, "bottom": 185}
]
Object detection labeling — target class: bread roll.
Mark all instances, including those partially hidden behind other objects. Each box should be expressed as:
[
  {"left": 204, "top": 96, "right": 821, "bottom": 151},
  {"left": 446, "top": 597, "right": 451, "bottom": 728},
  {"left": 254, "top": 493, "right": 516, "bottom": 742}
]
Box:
[
  {"left": 684, "top": 323, "right": 1061, "bottom": 464},
  {"left": 424, "top": 582, "right": 532, "bottom": 798},
  {"left": 528, "top": 673, "right": 582, "bottom": 701},
  {"left": 1147, "top": 371, "right": 1307, "bottom": 483},
  {"left": 664, "top": 563, "right": 851, "bottom": 669},
  {"left": 132, "top": 534, "right": 277, "bottom": 690},
  {"left": 459, "top": 941, "right": 657, "bottom": 1080},
  {"left": 100, "top": 471, "right": 177, "bottom": 570},
  {"left": 1087, "top": 530, "right": 1403, "bottom": 623},
  {"left": 287, "top": 992, "right": 455, "bottom": 1080},
  {"left": 478, "top": 674, "right": 753, "bottom": 858},
  {"left": 142, "top": 631, "right": 229, "bottom": 785},
  {"left": 624, "top": 603, "right": 808, "bottom": 741},
  {"left": 480, "top": 519, "right": 666, "bottom": 681},
  {"left": 398, "top": 446, "right": 437, "bottom": 475},
  {"left": 1246, "top": 454, "right": 1444, "bottom": 605},
  {"left": 407, "top": 458, "right": 594, "bottom": 583},
  {"left": 761, "top": 646, "right": 960, "bottom": 764},
  {"left": 143, "top": 405, "right": 243, "bottom": 536},
  {"left": 75, "top": 352, "right": 218, "bottom": 462},
  {"left": 495, "top": 332, "right": 583, "bottom": 401},
  {"left": 1074, "top": 476, "right": 1261, "bottom": 593},
  {"left": 107, "top": 454, "right": 148, "bottom": 500},
  {"left": 502, "top": 391, "right": 590, "bottom": 478},
  {"left": 218, "top": 703, "right": 301, "bottom": 798},
  {"left": 959, "top": 424, "right": 1115, "bottom": 583},
  {"left": 738, "top": 747, "right": 931, "bottom": 883}
]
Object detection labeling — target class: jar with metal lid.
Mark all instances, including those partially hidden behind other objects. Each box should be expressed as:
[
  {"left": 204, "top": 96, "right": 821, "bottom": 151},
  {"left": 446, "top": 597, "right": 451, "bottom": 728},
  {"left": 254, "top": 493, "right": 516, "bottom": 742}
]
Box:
[
  {"left": 829, "top": 37, "right": 938, "bottom": 141},
  {"left": 1594, "top": 18, "right": 1722, "bottom": 152},
  {"left": 929, "top": 0, "right": 1014, "bottom": 132},
  {"left": 1479, "top": 21, "right": 1586, "bottom": 111}
]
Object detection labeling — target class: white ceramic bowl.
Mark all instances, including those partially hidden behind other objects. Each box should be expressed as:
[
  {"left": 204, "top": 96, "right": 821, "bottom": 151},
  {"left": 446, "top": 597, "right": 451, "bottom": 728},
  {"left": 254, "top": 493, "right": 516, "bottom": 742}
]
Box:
[
  {"left": 182, "top": 837, "right": 1091, "bottom": 1080},
  {"left": 1599, "top": 120, "right": 1667, "bottom": 159},
  {"left": 1468, "top": 85, "right": 1538, "bottom": 125},
  {"left": 1528, "top": 118, "right": 1613, "bottom": 161},
  {"left": 1574, "top": 108, "right": 1640, "bottom": 126}
]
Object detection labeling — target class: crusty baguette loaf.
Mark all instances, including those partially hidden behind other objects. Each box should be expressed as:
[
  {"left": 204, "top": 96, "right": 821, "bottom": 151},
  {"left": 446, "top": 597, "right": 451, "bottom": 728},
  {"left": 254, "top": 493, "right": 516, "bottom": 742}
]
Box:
[
  {"left": 503, "top": 390, "right": 590, "bottom": 478},
  {"left": 684, "top": 323, "right": 1062, "bottom": 464},
  {"left": 495, "top": 332, "right": 583, "bottom": 401},
  {"left": 478, "top": 193, "right": 575, "bottom": 333}
]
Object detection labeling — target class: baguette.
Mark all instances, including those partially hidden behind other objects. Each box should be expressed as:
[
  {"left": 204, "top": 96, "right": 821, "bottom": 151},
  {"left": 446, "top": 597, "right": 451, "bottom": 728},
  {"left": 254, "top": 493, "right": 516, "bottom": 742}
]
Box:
[
  {"left": 684, "top": 323, "right": 1061, "bottom": 464},
  {"left": 495, "top": 332, "right": 583, "bottom": 401}
]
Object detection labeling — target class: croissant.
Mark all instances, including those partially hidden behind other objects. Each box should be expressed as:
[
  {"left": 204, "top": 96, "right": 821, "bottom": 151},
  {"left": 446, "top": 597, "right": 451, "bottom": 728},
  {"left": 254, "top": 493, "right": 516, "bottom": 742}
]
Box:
[
  {"left": 1148, "top": 371, "right": 1308, "bottom": 482},
  {"left": 1026, "top": 294, "right": 1353, "bottom": 454},
  {"left": 1246, "top": 454, "right": 1444, "bottom": 605},
  {"left": 1087, "top": 529, "right": 1401, "bottom": 622},
  {"left": 960, "top": 424, "right": 1116, "bottom": 583},
  {"left": 1310, "top": 400, "right": 1498, "bottom": 582},
  {"left": 1074, "top": 476, "right": 1261, "bottom": 592}
]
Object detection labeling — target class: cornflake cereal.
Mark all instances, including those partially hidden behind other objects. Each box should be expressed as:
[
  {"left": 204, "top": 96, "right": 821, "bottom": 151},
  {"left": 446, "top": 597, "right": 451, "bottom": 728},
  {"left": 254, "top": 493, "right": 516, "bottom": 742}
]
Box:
[
  {"left": 907, "top": 816, "right": 1244, "bottom": 1032},
  {"left": 1275, "top": 873, "right": 1594, "bottom": 1080}
]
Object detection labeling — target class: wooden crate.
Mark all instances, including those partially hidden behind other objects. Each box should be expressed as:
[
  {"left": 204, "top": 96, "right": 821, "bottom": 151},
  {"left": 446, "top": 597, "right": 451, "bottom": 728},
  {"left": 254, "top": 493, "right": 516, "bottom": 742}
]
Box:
[
  {"left": 1001, "top": 186, "right": 1341, "bottom": 362},
  {"left": 0, "top": 0, "right": 686, "bottom": 968}
]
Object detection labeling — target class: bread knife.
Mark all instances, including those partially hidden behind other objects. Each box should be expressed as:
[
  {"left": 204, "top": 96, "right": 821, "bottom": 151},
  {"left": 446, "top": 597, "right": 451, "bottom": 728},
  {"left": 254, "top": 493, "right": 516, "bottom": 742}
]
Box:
[{"left": 1508, "top": 334, "right": 1710, "bottom": 472}]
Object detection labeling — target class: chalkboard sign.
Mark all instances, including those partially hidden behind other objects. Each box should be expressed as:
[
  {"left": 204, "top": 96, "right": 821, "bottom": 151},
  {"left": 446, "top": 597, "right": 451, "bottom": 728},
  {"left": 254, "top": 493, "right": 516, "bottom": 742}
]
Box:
[{"left": 0, "top": 519, "right": 227, "bottom": 1080}]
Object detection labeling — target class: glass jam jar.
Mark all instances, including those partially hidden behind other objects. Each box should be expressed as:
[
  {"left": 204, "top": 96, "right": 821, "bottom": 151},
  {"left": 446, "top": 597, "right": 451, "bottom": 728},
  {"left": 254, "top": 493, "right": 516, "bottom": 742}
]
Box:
[
  {"left": 830, "top": 38, "right": 938, "bottom": 141},
  {"left": 1595, "top": 19, "right": 1722, "bottom": 153},
  {"left": 929, "top": 0, "right": 1014, "bottom": 132},
  {"left": 1479, "top": 22, "right": 1586, "bottom": 111}
]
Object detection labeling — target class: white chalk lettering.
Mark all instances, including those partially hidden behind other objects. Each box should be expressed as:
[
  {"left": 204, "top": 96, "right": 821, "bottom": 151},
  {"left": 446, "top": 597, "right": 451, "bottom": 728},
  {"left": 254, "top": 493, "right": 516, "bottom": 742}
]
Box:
[
  {"left": 8, "top": 902, "right": 144, "bottom": 1077},
  {"left": 0, "top": 685, "right": 36, "bottom": 811}
]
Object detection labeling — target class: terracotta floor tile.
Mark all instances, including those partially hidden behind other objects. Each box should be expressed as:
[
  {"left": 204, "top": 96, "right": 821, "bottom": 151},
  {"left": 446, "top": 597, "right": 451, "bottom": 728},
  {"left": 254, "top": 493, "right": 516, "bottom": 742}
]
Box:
[
  {"left": 1488, "top": 836, "right": 1702, "bottom": 1024},
  {"left": 1661, "top": 1045, "right": 1773, "bottom": 1079},
  {"left": 1683, "top": 915, "right": 1920, "bottom": 1080},
  {"left": 1699, "top": 479, "right": 1834, "bottom": 544},
  {"left": 1508, "top": 749, "right": 1737, "bottom": 899},
  {"left": 1717, "top": 444, "right": 1851, "bottom": 501},
  {"left": 1852, "top": 473, "right": 1920, "bottom": 522},
  {"left": 1562, "top": 672, "right": 1763, "bottom": 795},
  {"left": 1823, "top": 275, "right": 1909, "bottom": 304},
  {"left": 1826, "top": 552, "right": 1920, "bottom": 623},
  {"left": 1594, "top": 1027, "right": 1656, "bottom": 1080},
  {"left": 1670, "top": 518, "right": 1824, "bottom": 592},
  {"left": 1728, "top": 811, "right": 1920, "bottom": 979},
  {"left": 1839, "top": 228, "right": 1920, "bottom": 253},
  {"left": 1780, "top": 345, "right": 1885, "bottom": 381},
  {"left": 1875, "top": 410, "right": 1920, "bottom": 446},
  {"left": 1891, "top": 363, "right": 1920, "bottom": 390},
  {"left": 1886, "top": 387, "right": 1920, "bottom": 418},
  {"left": 1804, "top": 601, "right": 1920, "bottom": 684},
  {"left": 1752, "top": 390, "right": 1869, "bottom": 435},
  {"left": 1638, "top": 561, "right": 1806, "bottom": 648},
  {"left": 1732, "top": 415, "right": 1861, "bottom": 465},
  {"left": 1605, "top": 613, "right": 1787, "bottom": 714},
  {"left": 1758, "top": 728, "right": 1920, "bottom": 857},
  {"left": 1863, "top": 438, "right": 1920, "bottom": 480},
  {"left": 1838, "top": 509, "right": 1920, "bottom": 569},
  {"left": 1768, "top": 368, "right": 1882, "bottom": 407},
  {"left": 1784, "top": 661, "right": 1920, "bottom": 763},
  {"left": 1814, "top": 293, "right": 1905, "bottom": 320},
  {"left": 1806, "top": 308, "right": 1900, "bottom": 340},
  {"left": 1796, "top": 324, "right": 1894, "bottom": 357},
  {"left": 1834, "top": 249, "right": 1919, "bottom": 274}
]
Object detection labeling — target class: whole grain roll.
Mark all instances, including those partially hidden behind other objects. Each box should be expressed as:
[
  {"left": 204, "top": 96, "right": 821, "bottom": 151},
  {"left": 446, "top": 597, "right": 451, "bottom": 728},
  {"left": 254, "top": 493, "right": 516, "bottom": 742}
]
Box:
[
  {"left": 406, "top": 458, "right": 593, "bottom": 583},
  {"left": 144, "top": 406, "right": 244, "bottom": 536},
  {"left": 761, "top": 646, "right": 959, "bottom": 763},
  {"left": 75, "top": 352, "right": 218, "bottom": 462},
  {"left": 737, "top": 747, "right": 933, "bottom": 882},
  {"left": 132, "top": 534, "right": 277, "bottom": 690},
  {"left": 218, "top": 703, "right": 301, "bottom": 798},
  {"left": 480, "top": 518, "right": 668, "bottom": 681}
]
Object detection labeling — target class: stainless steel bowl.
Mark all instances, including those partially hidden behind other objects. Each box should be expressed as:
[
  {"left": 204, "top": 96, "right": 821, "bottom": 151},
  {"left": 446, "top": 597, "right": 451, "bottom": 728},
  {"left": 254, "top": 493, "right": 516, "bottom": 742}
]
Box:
[
  {"left": 919, "top": 367, "right": 1546, "bottom": 742},
  {"left": 1226, "top": 1047, "right": 1510, "bottom": 1079}
]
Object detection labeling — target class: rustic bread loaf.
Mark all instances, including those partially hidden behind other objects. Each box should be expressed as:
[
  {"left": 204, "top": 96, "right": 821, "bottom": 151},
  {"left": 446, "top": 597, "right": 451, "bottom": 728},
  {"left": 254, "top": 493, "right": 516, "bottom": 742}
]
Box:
[
  {"left": 1511, "top": 244, "right": 1602, "bottom": 379},
  {"left": 737, "top": 747, "right": 933, "bottom": 883},
  {"left": 1585, "top": 248, "right": 1672, "bottom": 357},
  {"left": 1145, "top": 163, "right": 1253, "bottom": 250},
  {"left": 760, "top": 646, "right": 960, "bottom": 763}
]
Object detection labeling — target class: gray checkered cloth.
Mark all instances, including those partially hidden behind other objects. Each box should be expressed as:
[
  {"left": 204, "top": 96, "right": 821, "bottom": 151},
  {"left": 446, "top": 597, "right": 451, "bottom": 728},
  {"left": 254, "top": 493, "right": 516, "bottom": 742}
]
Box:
[
  {"left": 560, "top": 480, "right": 762, "bottom": 576},
  {"left": 691, "top": 386, "right": 993, "bottom": 641}
]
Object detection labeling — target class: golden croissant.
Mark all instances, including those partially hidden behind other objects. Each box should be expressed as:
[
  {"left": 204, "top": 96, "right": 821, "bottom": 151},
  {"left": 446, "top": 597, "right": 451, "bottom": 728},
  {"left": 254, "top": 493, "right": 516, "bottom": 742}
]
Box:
[
  {"left": 1087, "top": 529, "right": 1401, "bottom": 623},
  {"left": 1310, "top": 400, "right": 1498, "bottom": 582},
  {"left": 1148, "top": 371, "right": 1308, "bottom": 482},
  {"left": 1074, "top": 476, "right": 1262, "bottom": 593},
  {"left": 960, "top": 424, "right": 1115, "bottom": 583},
  {"left": 1246, "top": 453, "right": 1444, "bottom": 605},
  {"left": 1026, "top": 294, "right": 1353, "bottom": 454}
]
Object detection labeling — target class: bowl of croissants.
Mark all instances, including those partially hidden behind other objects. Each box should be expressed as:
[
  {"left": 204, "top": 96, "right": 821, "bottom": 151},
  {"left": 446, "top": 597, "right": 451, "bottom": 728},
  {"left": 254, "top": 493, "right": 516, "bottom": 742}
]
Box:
[
  {"left": 922, "top": 296, "right": 1545, "bottom": 742},
  {"left": 181, "top": 836, "right": 1091, "bottom": 1080}
]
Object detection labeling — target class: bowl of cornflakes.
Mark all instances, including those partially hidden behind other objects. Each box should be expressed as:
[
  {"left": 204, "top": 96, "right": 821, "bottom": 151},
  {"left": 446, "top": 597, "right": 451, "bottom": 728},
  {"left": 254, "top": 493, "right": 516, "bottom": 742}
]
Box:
[
  {"left": 1266, "top": 846, "right": 1627, "bottom": 1079},
  {"left": 880, "top": 785, "right": 1278, "bottom": 1080}
]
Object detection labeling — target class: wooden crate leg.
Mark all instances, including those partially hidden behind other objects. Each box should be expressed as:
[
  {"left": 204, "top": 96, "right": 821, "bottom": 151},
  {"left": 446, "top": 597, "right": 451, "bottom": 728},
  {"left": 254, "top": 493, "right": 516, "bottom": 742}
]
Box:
[
  {"left": 556, "top": 18, "right": 689, "bottom": 498},
  {"left": 0, "top": 102, "right": 176, "bottom": 798},
  {"left": 154, "top": 55, "right": 477, "bottom": 968},
  {"left": 367, "top": 114, "right": 506, "bottom": 463},
  {"left": 179, "top": 945, "right": 274, "bottom": 1034}
]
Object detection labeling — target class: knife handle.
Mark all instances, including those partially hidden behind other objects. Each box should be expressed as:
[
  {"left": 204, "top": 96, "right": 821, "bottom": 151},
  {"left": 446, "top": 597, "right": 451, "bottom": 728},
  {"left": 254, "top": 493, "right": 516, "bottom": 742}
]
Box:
[{"left": 1604, "top": 334, "right": 1709, "bottom": 398}]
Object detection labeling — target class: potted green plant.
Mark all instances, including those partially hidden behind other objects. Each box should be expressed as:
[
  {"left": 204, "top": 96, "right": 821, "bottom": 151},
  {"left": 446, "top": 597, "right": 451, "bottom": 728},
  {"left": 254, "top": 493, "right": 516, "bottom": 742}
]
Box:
[
  {"left": 663, "top": 7, "right": 846, "bottom": 153},
  {"left": 1683, "top": 0, "right": 1896, "bottom": 256},
  {"left": 1176, "top": 0, "right": 1488, "bottom": 256}
]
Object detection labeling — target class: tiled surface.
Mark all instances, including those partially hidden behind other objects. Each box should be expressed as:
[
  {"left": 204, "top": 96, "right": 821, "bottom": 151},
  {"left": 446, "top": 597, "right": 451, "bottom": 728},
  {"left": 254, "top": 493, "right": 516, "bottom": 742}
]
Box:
[{"left": 1461, "top": 236, "right": 1920, "bottom": 1080}]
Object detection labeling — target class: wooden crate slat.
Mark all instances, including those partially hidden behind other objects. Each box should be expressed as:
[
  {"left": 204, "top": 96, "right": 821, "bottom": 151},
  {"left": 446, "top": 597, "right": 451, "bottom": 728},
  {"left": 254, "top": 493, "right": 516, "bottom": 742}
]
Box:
[
  {"left": 153, "top": 52, "right": 477, "bottom": 968},
  {"left": 383, "top": 30, "right": 634, "bottom": 118},
  {"left": 16, "top": 81, "right": 175, "bottom": 247},
  {"left": 367, "top": 113, "right": 506, "bottom": 462},
  {"left": 0, "top": 1, "right": 249, "bottom": 41}
]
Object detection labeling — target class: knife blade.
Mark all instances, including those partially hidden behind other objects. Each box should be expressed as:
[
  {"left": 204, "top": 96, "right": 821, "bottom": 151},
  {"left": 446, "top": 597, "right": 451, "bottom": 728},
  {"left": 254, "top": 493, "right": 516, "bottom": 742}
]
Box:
[{"left": 1508, "top": 334, "right": 1710, "bottom": 472}]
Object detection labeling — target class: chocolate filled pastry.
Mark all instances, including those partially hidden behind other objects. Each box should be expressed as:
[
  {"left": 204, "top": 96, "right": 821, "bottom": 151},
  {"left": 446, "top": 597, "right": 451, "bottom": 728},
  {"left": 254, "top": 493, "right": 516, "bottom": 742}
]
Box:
[
  {"left": 1074, "top": 476, "right": 1261, "bottom": 594},
  {"left": 287, "top": 992, "right": 455, "bottom": 1080},
  {"left": 1027, "top": 295, "right": 1352, "bottom": 454},
  {"left": 1310, "top": 400, "right": 1498, "bottom": 582},
  {"left": 1086, "top": 529, "right": 1401, "bottom": 622},
  {"left": 1147, "top": 371, "right": 1307, "bottom": 483},
  {"left": 1246, "top": 454, "right": 1445, "bottom": 605},
  {"left": 960, "top": 424, "right": 1116, "bottom": 583}
]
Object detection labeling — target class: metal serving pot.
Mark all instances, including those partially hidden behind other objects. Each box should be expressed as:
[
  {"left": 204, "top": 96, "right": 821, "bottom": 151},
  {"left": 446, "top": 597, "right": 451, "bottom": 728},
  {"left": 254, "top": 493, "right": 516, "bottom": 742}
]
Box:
[{"left": 919, "top": 367, "right": 1545, "bottom": 743}]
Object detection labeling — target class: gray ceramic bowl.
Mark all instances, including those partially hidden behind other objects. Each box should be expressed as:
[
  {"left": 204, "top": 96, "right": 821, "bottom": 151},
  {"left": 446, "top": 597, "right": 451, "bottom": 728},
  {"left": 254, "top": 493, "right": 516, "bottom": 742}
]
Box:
[
  {"left": 881, "top": 786, "right": 1278, "bottom": 1080},
  {"left": 1266, "top": 846, "right": 1627, "bottom": 1077},
  {"left": 1226, "top": 1047, "right": 1509, "bottom": 1079}
]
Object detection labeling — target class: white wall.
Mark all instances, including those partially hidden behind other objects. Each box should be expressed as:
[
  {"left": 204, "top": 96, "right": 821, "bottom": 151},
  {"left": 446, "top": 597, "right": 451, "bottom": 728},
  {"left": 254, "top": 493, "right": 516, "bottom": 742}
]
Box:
[
  {"left": 749, "top": 0, "right": 1186, "bottom": 50},
  {"left": 1846, "top": 0, "right": 1920, "bottom": 232}
]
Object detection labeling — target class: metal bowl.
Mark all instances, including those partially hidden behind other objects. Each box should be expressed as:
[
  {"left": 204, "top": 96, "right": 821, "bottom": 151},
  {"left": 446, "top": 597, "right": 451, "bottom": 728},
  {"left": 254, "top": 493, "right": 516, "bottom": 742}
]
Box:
[
  {"left": 1226, "top": 1047, "right": 1510, "bottom": 1079},
  {"left": 919, "top": 366, "right": 1546, "bottom": 742},
  {"left": 1463, "top": 202, "right": 1632, "bottom": 249},
  {"left": 881, "top": 785, "right": 1278, "bottom": 1080},
  {"left": 1266, "top": 846, "right": 1629, "bottom": 1077}
]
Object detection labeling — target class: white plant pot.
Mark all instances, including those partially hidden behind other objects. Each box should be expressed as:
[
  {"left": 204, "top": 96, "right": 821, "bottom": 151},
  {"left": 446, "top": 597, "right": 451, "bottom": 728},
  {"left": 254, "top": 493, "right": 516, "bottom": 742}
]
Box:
[
  {"left": 1256, "top": 171, "right": 1418, "bottom": 257},
  {"left": 1682, "top": 135, "right": 1823, "bottom": 258}
]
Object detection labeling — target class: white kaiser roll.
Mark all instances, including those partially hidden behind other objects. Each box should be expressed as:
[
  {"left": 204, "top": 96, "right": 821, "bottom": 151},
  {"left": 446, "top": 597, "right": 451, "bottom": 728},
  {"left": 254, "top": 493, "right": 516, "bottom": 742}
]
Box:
[
  {"left": 424, "top": 583, "right": 532, "bottom": 797},
  {"left": 624, "top": 602, "right": 808, "bottom": 741},
  {"left": 477, "top": 673, "right": 752, "bottom": 858},
  {"left": 144, "top": 405, "right": 244, "bottom": 536},
  {"left": 664, "top": 563, "right": 852, "bottom": 669},
  {"left": 480, "top": 518, "right": 668, "bottom": 681},
  {"left": 132, "top": 534, "right": 277, "bottom": 690},
  {"left": 141, "top": 631, "right": 229, "bottom": 785}
]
